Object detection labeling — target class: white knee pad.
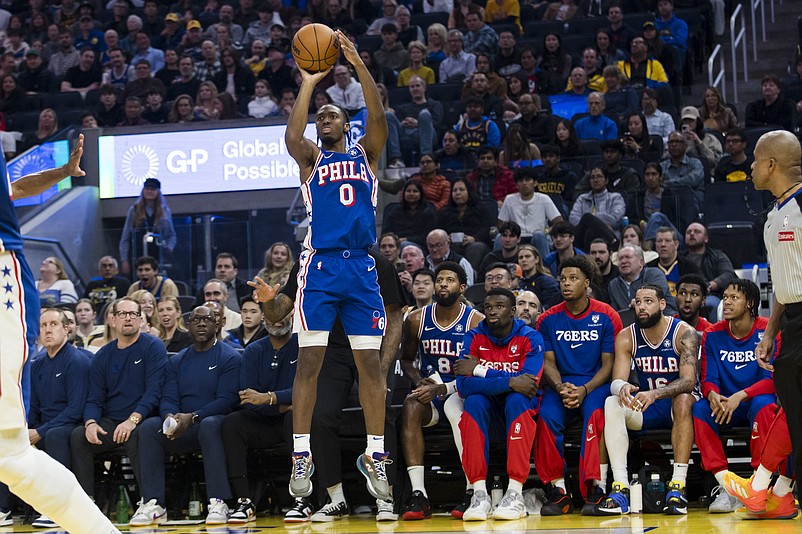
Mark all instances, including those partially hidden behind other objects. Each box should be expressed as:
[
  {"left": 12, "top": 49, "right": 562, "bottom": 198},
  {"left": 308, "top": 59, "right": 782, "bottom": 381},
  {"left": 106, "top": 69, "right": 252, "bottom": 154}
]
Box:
[
  {"left": 298, "top": 330, "right": 329, "bottom": 347},
  {"left": 348, "top": 334, "right": 382, "bottom": 351}
]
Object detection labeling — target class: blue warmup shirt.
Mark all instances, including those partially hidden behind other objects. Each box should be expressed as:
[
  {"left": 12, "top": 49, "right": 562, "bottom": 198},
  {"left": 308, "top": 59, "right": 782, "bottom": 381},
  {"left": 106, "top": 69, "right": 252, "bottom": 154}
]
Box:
[
  {"left": 537, "top": 299, "right": 622, "bottom": 379},
  {"left": 29, "top": 343, "right": 90, "bottom": 437},
  {"left": 301, "top": 145, "right": 378, "bottom": 251},
  {"left": 239, "top": 334, "right": 298, "bottom": 417},
  {"left": 418, "top": 302, "right": 480, "bottom": 383},
  {"left": 84, "top": 333, "right": 167, "bottom": 422},
  {"left": 701, "top": 316, "right": 776, "bottom": 400},
  {"left": 160, "top": 341, "right": 240, "bottom": 421}
]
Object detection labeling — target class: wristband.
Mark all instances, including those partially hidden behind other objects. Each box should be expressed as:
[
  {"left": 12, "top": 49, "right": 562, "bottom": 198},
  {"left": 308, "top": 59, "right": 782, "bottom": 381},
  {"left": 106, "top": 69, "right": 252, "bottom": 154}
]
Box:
[
  {"left": 445, "top": 380, "right": 458, "bottom": 396},
  {"left": 582, "top": 385, "right": 588, "bottom": 396},
  {"left": 611, "top": 379, "right": 627, "bottom": 396},
  {"left": 472, "top": 365, "right": 488, "bottom": 378}
]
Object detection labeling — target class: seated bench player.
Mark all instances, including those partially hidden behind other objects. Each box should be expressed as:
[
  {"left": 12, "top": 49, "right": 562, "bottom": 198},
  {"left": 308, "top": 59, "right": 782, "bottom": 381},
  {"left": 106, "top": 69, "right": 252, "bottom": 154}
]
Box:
[
  {"left": 534, "top": 258, "right": 622, "bottom": 516},
  {"left": 399, "top": 262, "right": 483, "bottom": 520},
  {"left": 597, "top": 285, "right": 698, "bottom": 515},
  {"left": 453, "top": 288, "right": 544, "bottom": 521},
  {"left": 130, "top": 305, "right": 240, "bottom": 527},
  {"left": 693, "top": 279, "right": 780, "bottom": 513}
]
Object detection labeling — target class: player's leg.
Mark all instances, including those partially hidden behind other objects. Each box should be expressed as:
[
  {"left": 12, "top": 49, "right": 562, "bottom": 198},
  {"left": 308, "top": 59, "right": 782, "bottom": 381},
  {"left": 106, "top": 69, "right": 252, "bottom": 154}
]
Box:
[
  {"left": 341, "top": 256, "right": 391, "bottom": 501},
  {"left": 223, "top": 410, "right": 291, "bottom": 523},
  {"left": 533, "top": 389, "right": 572, "bottom": 516},
  {"left": 663, "top": 393, "right": 694, "bottom": 515},
  {"left": 308, "top": 348, "right": 356, "bottom": 522},
  {"left": 0, "top": 428, "right": 121, "bottom": 533},
  {"left": 400, "top": 396, "right": 435, "bottom": 520},
  {"left": 290, "top": 340, "right": 327, "bottom": 498},
  {"left": 130, "top": 416, "right": 171, "bottom": 526},
  {"left": 493, "top": 393, "right": 537, "bottom": 521},
  {"left": 443, "top": 393, "right": 473, "bottom": 518},
  {"left": 692, "top": 397, "right": 737, "bottom": 512},
  {"left": 197, "top": 415, "right": 233, "bottom": 524},
  {"left": 597, "top": 395, "right": 643, "bottom": 514},
  {"left": 460, "top": 393, "right": 494, "bottom": 521},
  {"left": 724, "top": 407, "right": 796, "bottom": 516},
  {"left": 579, "top": 385, "right": 609, "bottom": 514}
]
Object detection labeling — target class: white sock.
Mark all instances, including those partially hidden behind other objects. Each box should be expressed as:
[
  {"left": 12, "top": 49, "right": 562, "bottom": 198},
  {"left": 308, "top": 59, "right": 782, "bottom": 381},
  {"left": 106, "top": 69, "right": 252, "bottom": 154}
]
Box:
[
  {"left": 293, "top": 434, "right": 311, "bottom": 454},
  {"left": 772, "top": 476, "right": 793, "bottom": 497},
  {"left": 672, "top": 463, "right": 688, "bottom": 485},
  {"left": 553, "top": 478, "right": 566, "bottom": 492},
  {"left": 752, "top": 465, "right": 772, "bottom": 491},
  {"left": 598, "top": 463, "right": 609, "bottom": 492},
  {"left": 474, "top": 480, "right": 487, "bottom": 494},
  {"left": 407, "top": 466, "right": 426, "bottom": 496},
  {"left": 507, "top": 480, "right": 523, "bottom": 494},
  {"left": 366, "top": 434, "right": 384, "bottom": 457},
  {"left": 327, "top": 483, "right": 345, "bottom": 505},
  {"left": 714, "top": 471, "right": 726, "bottom": 485},
  {"left": 466, "top": 480, "right": 473, "bottom": 491}
]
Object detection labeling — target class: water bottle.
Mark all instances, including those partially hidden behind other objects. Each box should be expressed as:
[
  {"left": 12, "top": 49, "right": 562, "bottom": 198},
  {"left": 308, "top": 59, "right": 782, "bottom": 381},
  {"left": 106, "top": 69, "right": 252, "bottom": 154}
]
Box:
[
  {"left": 116, "top": 485, "right": 129, "bottom": 524},
  {"left": 188, "top": 482, "right": 202, "bottom": 519},
  {"left": 621, "top": 215, "right": 629, "bottom": 228},
  {"left": 490, "top": 475, "right": 503, "bottom": 506},
  {"left": 630, "top": 475, "right": 642, "bottom": 514},
  {"left": 646, "top": 473, "right": 664, "bottom": 495}
]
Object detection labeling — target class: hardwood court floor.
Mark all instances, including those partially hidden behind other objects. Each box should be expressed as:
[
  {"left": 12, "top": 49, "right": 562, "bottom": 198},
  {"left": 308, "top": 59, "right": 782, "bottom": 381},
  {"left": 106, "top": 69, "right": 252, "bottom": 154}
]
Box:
[{"left": 1, "top": 511, "right": 799, "bottom": 534}]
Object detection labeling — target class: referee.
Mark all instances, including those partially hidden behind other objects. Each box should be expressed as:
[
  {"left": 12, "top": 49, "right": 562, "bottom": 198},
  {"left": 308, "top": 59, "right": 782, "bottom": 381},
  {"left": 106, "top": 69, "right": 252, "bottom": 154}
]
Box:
[{"left": 752, "top": 130, "right": 802, "bottom": 486}]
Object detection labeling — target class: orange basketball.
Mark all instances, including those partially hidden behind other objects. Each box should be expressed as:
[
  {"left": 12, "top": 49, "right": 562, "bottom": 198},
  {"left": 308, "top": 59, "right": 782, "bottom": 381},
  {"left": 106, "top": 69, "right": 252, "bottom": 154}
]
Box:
[{"left": 292, "top": 23, "right": 340, "bottom": 73}]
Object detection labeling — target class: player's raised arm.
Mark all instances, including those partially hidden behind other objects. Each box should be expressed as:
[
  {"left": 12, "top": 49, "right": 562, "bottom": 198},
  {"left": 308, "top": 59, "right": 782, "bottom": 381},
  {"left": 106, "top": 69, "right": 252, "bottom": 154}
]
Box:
[
  {"left": 11, "top": 134, "right": 85, "bottom": 199},
  {"left": 335, "top": 30, "right": 387, "bottom": 172},
  {"left": 285, "top": 67, "right": 330, "bottom": 183}
]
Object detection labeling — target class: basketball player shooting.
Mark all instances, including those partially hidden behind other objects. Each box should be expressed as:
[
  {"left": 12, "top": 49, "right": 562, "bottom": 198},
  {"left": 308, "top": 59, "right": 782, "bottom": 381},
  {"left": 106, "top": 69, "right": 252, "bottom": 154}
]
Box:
[
  {"left": 1, "top": 134, "right": 121, "bottom": 533},
  {"left": 249, "top": 30, "right": 391, "bottom": 501}
]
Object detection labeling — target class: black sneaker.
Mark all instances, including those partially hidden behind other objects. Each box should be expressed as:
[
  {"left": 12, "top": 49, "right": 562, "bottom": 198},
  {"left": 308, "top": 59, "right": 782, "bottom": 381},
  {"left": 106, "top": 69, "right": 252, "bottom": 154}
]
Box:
[
  {"left": 230, "top": 498, "right": 257, "bottom": 524},
  {"left": 540, "top": 485, "right": 572, "bottom": 516},
  {"left": 596, "top": 482, "right": 630, "bottom": 515},
  {"left": 581, "top": 485, "right": 607, "bottom": 516},
  {"left": 402, "top": 490, "right": 432, "bottom": 520},
  {"left": 450, "top": 489, "right": 474, "bottom": 519},
  {"left": 284, "top": 498, "right": 313, "bottom": 523}
]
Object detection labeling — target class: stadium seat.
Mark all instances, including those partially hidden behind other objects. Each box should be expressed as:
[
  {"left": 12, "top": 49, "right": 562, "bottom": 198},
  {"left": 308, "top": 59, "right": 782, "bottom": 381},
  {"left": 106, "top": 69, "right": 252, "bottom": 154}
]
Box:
[
  {"left": 8, "top": 110, "right": 42, "bottom": 133},
  {"left": 489, "top": 22, "right": 520, "bottom": 37},
  {"left": 410, "top": 11, "right": 448, "bottom": 30},
  {"left": 660, "top": 185, "right": 697, "bottom": 233},
  {"left": 387, "top": 86, "right": 412, "bottom": 107},
  {"left": 744, "top": 126, "right": 781, "bottom": 156},
  {"left": 60, "top": 108, "right": 90, "bottom": 127},
  {"left": 707, "top": 222, "right": 759, "bottom": 268},
  {"left": 427, "top": 82, "right": 464, "bottom": 103},
  {"left": 43, "top": 91, "right": 83, "bottom": 112},
  {"left": 579, "top": 138, "right": 602, "bottom": 156}
]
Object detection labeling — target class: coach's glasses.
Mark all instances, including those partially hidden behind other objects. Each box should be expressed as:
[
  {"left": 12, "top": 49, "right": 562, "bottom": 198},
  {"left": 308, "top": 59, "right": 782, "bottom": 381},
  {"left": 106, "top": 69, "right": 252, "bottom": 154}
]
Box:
[{"left": 114, "top": 311, "right": 141, "bottom": 318}]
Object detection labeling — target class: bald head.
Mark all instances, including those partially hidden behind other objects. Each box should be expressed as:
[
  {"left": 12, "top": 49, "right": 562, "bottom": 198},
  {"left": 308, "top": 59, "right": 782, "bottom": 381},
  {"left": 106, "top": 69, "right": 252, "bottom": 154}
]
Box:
[{"left": 752, "top": 130, "right": 802, "bottom": 196}]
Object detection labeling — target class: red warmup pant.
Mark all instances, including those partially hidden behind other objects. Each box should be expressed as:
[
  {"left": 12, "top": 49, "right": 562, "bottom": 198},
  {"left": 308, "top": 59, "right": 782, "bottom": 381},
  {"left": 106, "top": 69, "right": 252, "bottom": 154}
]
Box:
[{"left": 460, "top": 392, "right": 539, "bottom": 484}]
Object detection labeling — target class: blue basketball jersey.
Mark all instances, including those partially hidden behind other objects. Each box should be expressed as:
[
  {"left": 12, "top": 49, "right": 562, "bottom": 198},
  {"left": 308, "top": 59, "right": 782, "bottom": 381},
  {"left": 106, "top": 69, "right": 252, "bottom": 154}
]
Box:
[
  {"left": 701, "top": 317, "right": 775, "bottom": 397},
  {"left": 301, "top": 144, "right": 378, "bottom": 251},
  {"left": 418, "top": 302, "right": 478, "bottom": 383},
  {"left": 1, "top": 155, "right": 23, "bottom": 253},
  {"left": 658, "top": 260, "right": 680, "bottom": 297},
  {"left": 630, "top": 316, "right": 685, "bottom": 391}
]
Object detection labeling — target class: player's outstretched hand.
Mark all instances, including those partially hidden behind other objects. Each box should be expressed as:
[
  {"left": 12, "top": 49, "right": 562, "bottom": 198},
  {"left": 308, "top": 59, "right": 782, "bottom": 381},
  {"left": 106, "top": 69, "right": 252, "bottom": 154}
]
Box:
[
  {"left": 298, "top": 64, "right": 332, "bottom": 85},
  {"left": 248, "top": 276, "right": 280, "bottom": 304},
  {"left": 755, "top": 336, "right": 775, "bottom": 372},
  {"left": 65, "top": 133, "right": 86, "bottom": 177},
  {"left": 334, "top": 30, "right": 360, "bottom": 66}
]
